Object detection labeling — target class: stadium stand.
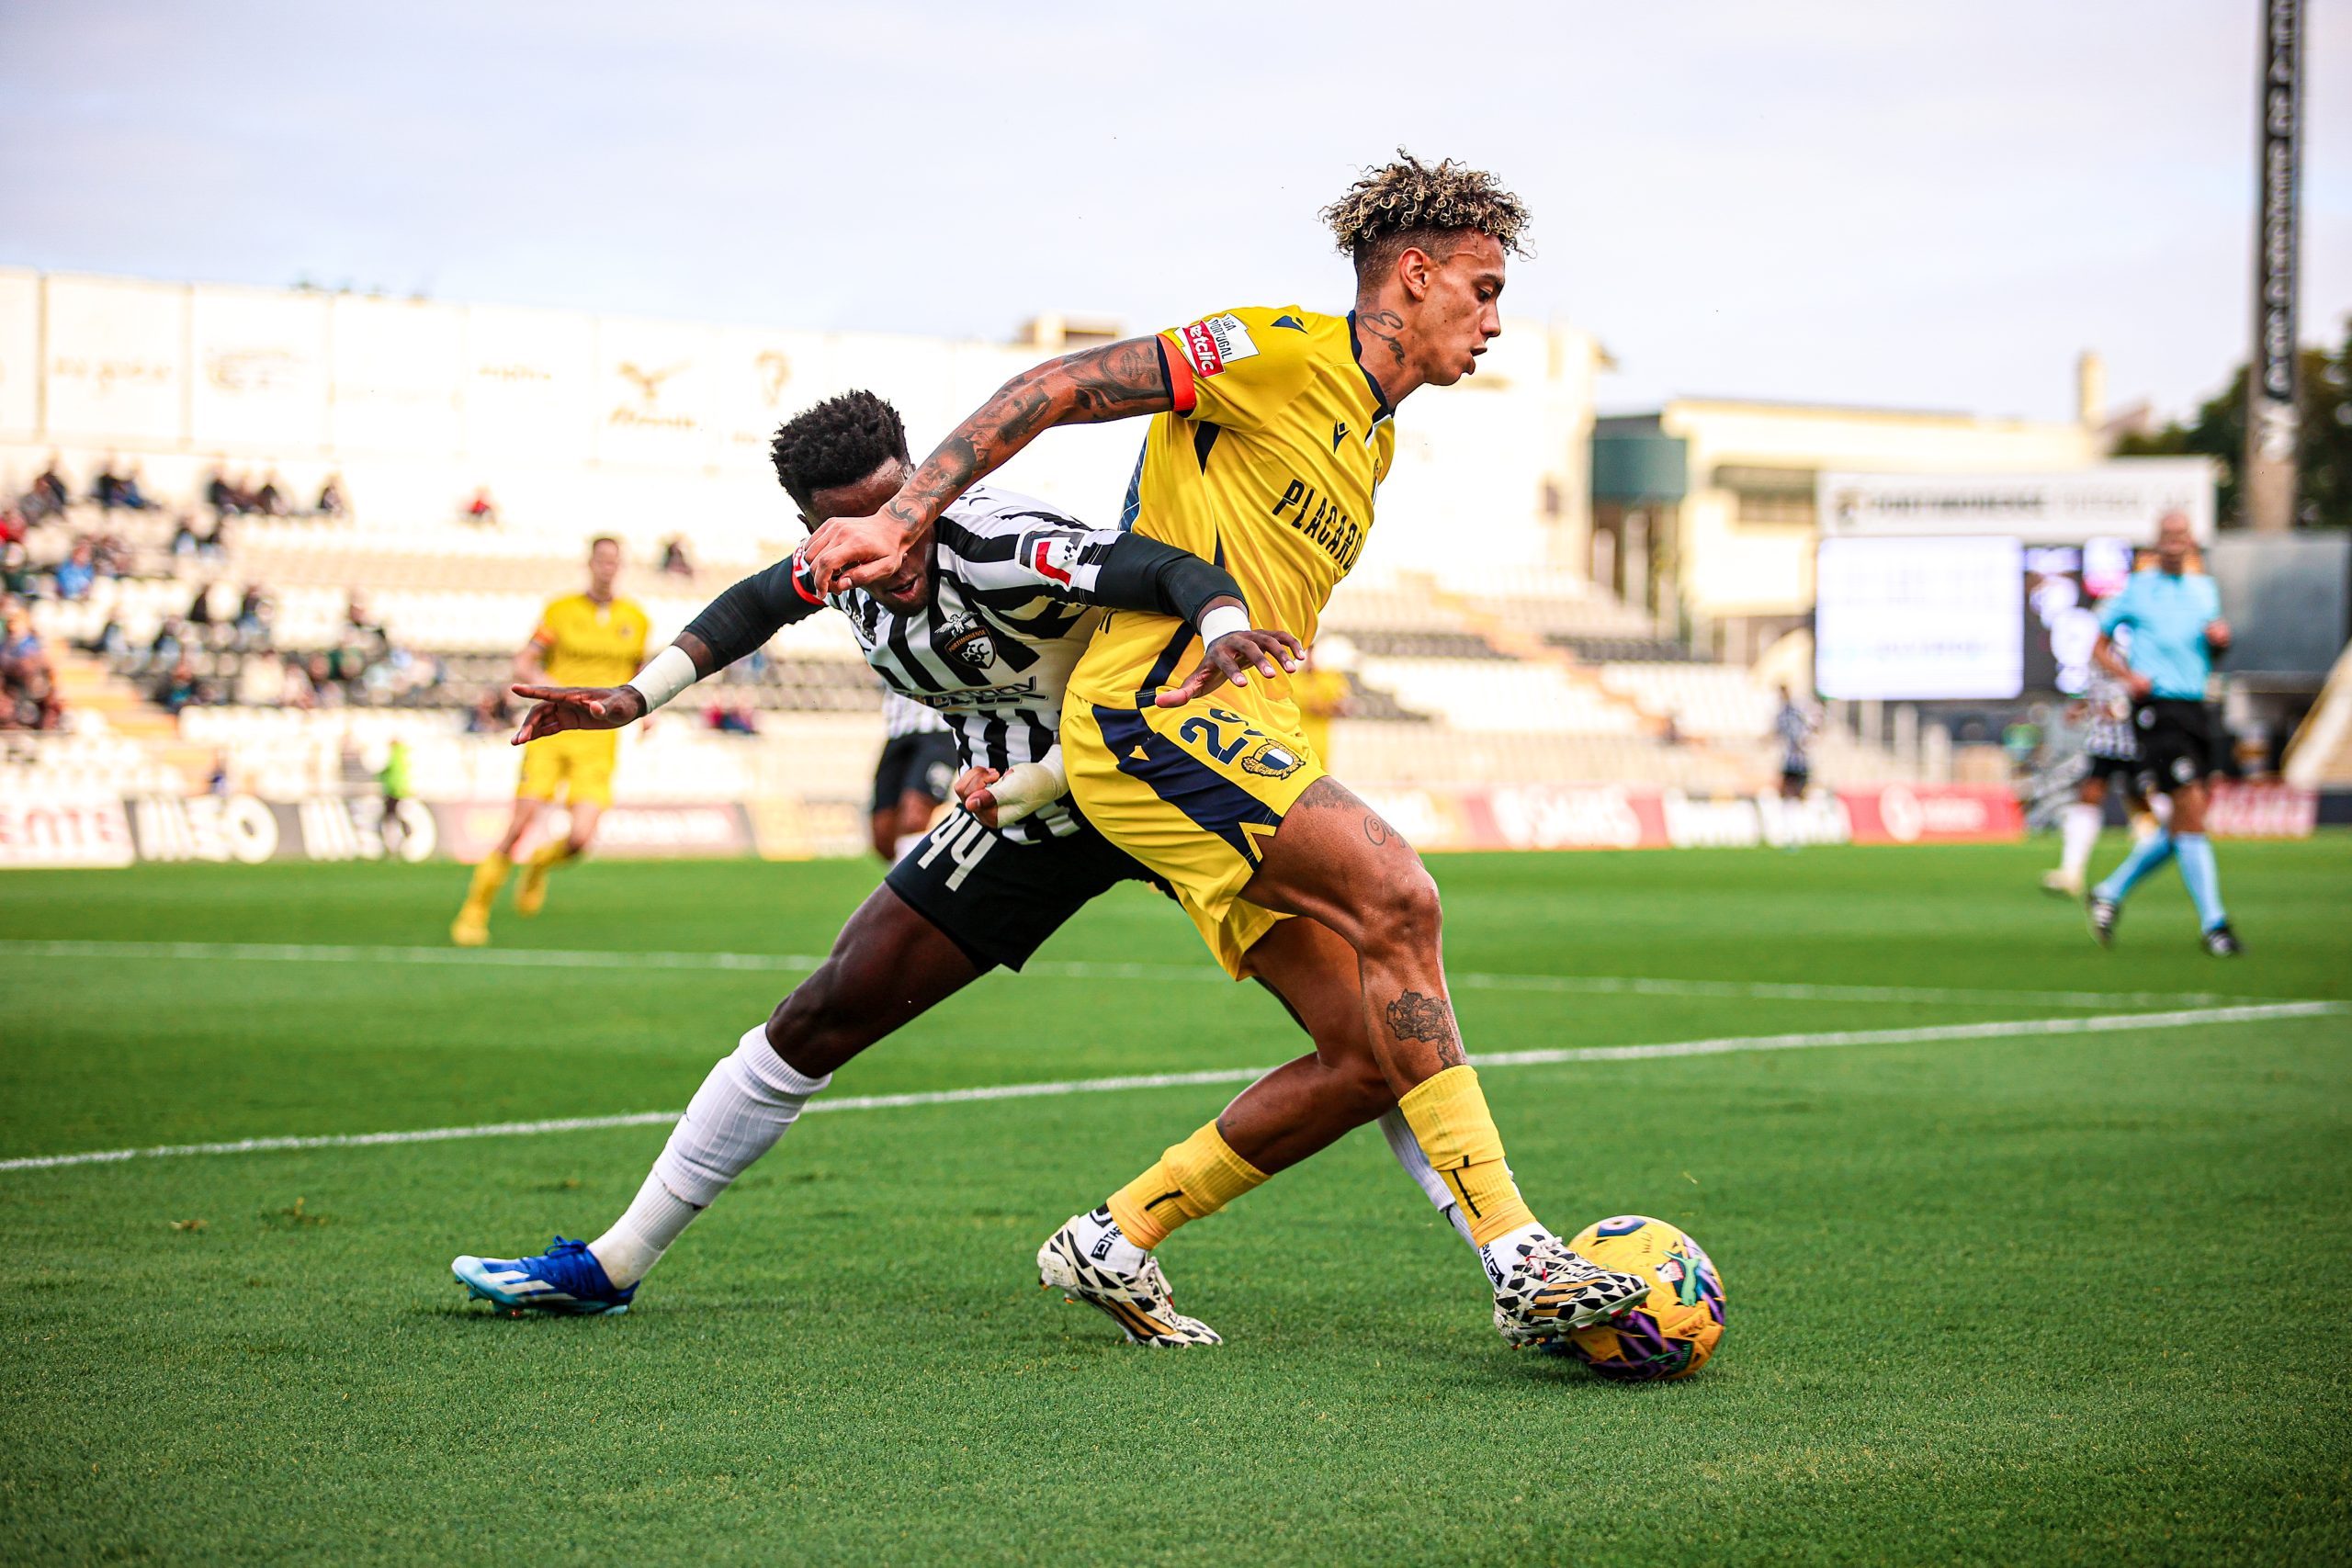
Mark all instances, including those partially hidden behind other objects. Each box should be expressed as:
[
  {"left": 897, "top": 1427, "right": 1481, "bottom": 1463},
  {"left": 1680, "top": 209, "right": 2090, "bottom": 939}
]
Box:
[{"left": 5, "top": 466, "right": 1924, "bottom": 808}]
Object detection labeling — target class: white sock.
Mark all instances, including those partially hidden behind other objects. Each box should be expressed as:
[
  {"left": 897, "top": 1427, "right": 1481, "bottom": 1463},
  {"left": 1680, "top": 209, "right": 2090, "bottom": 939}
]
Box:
[
  {"left": 589, "top": 1171, "right": 702, "bottom": 1289},
  {"left": 2059, "top": 802, "right": 2102, "bottom": 878},
  {"left": 588, "top": 1024, "right": 831, "bottom": 1288},
  {"left": 1477, "top": 1220, "right": 1554, "bottom": 1282},
  {"left": 1376, "top": 1107, "right": 1476, "bottom": 1248},
  {"left": 1064, "top": 1204, "right": 1149, "bottom": 1273}
]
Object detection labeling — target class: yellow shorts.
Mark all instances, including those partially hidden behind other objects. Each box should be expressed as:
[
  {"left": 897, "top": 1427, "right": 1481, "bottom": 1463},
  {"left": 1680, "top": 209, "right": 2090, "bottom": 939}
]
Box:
[
  {"left": 516, "top": 729, "right": 618, "bottom": 808},
  {"left": 1061, "top": 683, "right": 1326, "bottom": 977}
]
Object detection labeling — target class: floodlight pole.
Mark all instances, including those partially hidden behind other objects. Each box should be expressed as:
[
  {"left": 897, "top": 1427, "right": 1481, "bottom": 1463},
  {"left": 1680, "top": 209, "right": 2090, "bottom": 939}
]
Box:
[{"left": 2245, "top": 0, "right": 2302, "bottom": 533}]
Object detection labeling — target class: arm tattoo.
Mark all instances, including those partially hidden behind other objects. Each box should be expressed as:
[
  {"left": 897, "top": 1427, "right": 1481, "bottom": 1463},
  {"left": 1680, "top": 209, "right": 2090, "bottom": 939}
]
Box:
[
  {"left": 1065, "top": 336, "right": 1175, "bottom": 423},
  {"left": 1363, "top": 814, "right": 1392, "bottom": 846},
  {"left": 884, "top": 337, "right": 1173, "bottom": 536},
  {"left": 1386, "top": 990, "right": 1464, "bottom": 1066},
  {"left": 1358, "top": 308, "right": 1408, "bottom": 368}
]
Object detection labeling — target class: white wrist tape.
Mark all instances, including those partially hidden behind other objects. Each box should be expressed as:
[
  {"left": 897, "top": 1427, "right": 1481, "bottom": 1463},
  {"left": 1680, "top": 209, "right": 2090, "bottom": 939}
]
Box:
[
  {"left": 988, "top": 748, "right": 1067, "bottom": 828},
  {"left": 1198, "top": 604, "right": 1251, "bottom": 645},
  {"left": 625, "top": 644, "right": 700, "bottom": 713}
]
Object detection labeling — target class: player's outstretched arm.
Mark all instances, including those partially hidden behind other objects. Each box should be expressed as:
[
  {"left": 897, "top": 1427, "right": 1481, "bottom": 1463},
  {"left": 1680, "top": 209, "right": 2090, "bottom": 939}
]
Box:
[
  {"left": 511, "top": 557, "right": 826, "bottom": 743},
  {"left": 806, "top": 337, "right": 1174, "bottom": 593}
]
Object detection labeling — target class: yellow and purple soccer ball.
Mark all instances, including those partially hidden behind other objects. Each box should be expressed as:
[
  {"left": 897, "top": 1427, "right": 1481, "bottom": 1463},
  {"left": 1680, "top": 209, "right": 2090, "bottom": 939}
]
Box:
[{"left": 1547, "top": 1215, "right": 1726, "bottom": 1382}]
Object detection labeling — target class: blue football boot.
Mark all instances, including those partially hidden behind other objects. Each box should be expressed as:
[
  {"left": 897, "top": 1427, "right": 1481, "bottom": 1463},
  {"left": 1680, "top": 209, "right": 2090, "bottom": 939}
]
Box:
[{"left": 452, "top": 1235, "right": 634, "bottom": 1315}]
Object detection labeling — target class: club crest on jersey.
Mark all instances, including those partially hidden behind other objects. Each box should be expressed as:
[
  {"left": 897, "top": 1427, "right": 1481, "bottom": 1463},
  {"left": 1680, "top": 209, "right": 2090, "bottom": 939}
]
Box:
[
  {"left": 1239, "top": 739, "right": 1304, "bottom": 779},
  {"left": 1181, "top": 313, "right": 1259, "bottom": 378},
  {"left": 939, "top": 612, "right": 998, "bottom": 674}
]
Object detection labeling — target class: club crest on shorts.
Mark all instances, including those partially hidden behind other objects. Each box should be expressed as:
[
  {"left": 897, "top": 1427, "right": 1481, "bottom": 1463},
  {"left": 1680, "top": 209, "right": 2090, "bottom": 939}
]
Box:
[
  {"left": 1239, "top": 739, "right": 1303, "bottom": 779},
  {"left": 939, "top": 612, "right": 997, "bottom": 674}
]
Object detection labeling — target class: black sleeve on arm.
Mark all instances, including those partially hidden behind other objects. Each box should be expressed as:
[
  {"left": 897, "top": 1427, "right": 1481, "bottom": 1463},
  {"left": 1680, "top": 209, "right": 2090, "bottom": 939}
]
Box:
[
  {"left": 678, "top": 558, "right": 823, "bottom": 673},
  {"left": 1089, "top": 532, "right": 1246, "bottom": 626}
]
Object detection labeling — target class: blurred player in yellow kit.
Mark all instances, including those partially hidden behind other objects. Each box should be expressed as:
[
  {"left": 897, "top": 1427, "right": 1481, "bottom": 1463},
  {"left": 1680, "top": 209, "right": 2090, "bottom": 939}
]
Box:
[{"left": 450, "top": 536, "right": 649, "bottom": 946}]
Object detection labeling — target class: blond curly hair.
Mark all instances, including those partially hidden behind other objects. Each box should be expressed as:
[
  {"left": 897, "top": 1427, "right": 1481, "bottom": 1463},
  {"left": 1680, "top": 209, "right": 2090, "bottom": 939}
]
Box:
[{"left": 1321, "top": 151, "right": 1530, "bottom": 276}]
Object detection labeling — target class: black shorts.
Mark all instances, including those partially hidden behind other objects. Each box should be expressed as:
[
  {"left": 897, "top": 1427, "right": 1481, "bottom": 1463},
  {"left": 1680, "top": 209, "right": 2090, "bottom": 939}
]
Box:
[
  {"left": 2132, "top": 699, "right": 2215, "bottom": 795},
  {"left": 884, "top": 806, "right": 1164, "bottom": 973},
  {"left": 871, "top": 730, "right": 958, "bottom": 815},
  {"left": 2084, "top": 752, "right": 2138, "bottom": 789},
  {"left": 1781, "top": 762, "right": 1809, "bottom": 786}
]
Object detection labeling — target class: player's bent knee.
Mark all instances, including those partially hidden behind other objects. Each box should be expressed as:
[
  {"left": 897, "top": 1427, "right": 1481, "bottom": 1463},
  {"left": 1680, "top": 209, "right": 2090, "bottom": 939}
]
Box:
[{"left": 1361, "top": 863, "right": 1443, "bottom": 953}]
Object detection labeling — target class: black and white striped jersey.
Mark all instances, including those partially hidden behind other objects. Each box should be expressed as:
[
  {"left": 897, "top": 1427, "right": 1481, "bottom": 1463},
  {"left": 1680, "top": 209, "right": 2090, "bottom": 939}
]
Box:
[
  {"left": 2083, "top": 669, "right": 2138, "bottom": 761},
  {"left": 778, "top": 486, "right": 1132, "bottom": 843},
  {"left": 881, "top": 688, "right": 951, "bottom": 739}
]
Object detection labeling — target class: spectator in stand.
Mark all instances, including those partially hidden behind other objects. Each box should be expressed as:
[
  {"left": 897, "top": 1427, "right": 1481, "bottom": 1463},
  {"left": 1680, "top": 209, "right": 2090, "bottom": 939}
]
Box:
[
  {"left": 54, "top": 539, "right": 96, "bottom": 602},
  {"left": 254, "top": 471, "right": 288, "bottom": 516},
  {"left": 188, "top": 582, "right": 218, "bottom": 627},
  {"left": 3, "top": 597, "right": 44, "bottom": 674},
  {"left": 660, "top": 536, "right": 695, "bottom": 577},
  {"left": 171, "top": 513, "right": 200, "bottom": 557},
  {"left": 234, "top": 585, "right": 272, "bottom": 646},
  {"left": 205, "top": 467, "right": 241, "bottom": 518},
  {"left": 84, "top": 615, "right": 130, "bottom": 658},
  {"left": 1, "top": 504, "right": 25, "bottom": 548},
  {"left": 91, "top": 458, "right": 125, "bottom": 510},
  {"left": 208, "top": 751, "right": 232, "bottom": 795},
  {"left": 315, "top": 474, "right": 348, "bottom": 518},
  {"left": 309, "top": 653, "right": 344, "bottom": 708},
  {"left": 462, "top": 486, "right": 500, "bottom": 526},
  {"left": 148, "top": 616, "right": 186, "bottom": 670},
  {"left": 345, "top": 590, "right": 380, "bottom": 637},
  {"left": 0, "top": 596, "right": 61, "bottom": 731},
  {"left": 153, "top": 656, "right": 203, "bottom": 715},
  {"left": 279, "top": 653, "right": 316, "bottom": 709},
  {"left": 5, "top": 542, "right": 41, "bottom": 599},
  {"left": 31, "top": 456, "right": 70, "bottom": 519},
  {"left": 466, "top": 688, "right": 510, "bottom": 735}
]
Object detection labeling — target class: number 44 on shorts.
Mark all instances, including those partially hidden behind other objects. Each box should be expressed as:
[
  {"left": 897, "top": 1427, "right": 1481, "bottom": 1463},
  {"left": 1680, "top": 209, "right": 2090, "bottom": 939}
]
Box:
[{"left": 917, "top": 810, "right": 999, "bottom": 891}]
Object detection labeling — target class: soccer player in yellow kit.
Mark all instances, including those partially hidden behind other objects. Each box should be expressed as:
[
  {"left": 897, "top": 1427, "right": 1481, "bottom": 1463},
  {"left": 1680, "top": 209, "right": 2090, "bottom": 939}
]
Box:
[
  {"left": 451, "top": 536, "right": 650, "bottom": 946},
  {"left": 808, "top": 154, "right": 1647, "bottom": 1348}
]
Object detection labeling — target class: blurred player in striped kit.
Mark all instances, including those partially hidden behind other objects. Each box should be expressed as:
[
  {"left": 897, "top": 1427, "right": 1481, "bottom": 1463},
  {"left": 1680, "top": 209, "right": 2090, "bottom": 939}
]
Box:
[
  {"left": 2041, "top": 646, "right": 2166, "bottom": 900},
  {"left": 870, "top": 689, "right": 957, "bottom": 861}
]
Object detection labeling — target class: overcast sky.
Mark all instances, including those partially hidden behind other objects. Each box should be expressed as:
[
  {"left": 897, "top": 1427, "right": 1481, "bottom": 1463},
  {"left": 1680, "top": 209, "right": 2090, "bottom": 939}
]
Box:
[{"left": 3, "top": 1, "right": 2346, "bottom": 425}]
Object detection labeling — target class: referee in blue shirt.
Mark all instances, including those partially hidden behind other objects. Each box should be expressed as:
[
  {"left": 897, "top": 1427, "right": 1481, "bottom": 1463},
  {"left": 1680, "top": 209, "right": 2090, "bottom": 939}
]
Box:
[{"left": 2086, "top": 512, "right": 2239, "bottom": 954}]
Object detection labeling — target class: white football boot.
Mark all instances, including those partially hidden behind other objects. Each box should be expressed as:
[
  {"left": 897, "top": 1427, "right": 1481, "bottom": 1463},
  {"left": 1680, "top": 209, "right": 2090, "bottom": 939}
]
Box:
[
  {"left": 1489, "top": 1233, "right": 1651, "bottom": 1347},
  {"left": 1036, "top": 1208, "right": 1221, "bottom": 1348}
]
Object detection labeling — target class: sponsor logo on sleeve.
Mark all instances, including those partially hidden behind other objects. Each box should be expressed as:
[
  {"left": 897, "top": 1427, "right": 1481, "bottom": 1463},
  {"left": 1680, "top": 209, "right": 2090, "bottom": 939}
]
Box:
[
  {"left": 1032, "top": 537, "right": 1076, "bottom": 585},
  {"left": 1180, "top": 313, "right": 1260, "bottom": 378}
]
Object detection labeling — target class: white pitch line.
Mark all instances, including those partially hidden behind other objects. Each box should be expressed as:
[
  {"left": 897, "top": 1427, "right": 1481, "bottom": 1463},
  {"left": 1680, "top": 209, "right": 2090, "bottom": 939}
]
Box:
[
  {"left": 0, "top": 938, "right": 2297, "bottom": 1011},
  {"left": 0, "top": 1000, "right": 2335, "bottom": 1175}
]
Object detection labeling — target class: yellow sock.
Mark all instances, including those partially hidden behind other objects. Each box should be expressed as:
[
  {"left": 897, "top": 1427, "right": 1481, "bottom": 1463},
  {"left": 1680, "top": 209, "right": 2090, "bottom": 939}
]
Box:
[
  {"left": 1396, "top": 1066, "right": 1536, "bottom": 1247},
  {"left": 461, "top": 852, "right": 512, "bottom": 912},
  {"left": 526, "top": 840, "right": 578, "bottom": 872},
  {"left": 1105, "top": 1121, "right": 1268, "bottom": 1251}
]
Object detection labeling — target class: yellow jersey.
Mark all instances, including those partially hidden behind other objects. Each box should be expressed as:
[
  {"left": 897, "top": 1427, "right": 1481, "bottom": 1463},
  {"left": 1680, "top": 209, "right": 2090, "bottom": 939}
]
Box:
[
  {"left": 532, "top": 592, "right": 651, "bottom": 688},
  {"left": 1067, "top": 305, "right": 1394, "bottom": 716}
]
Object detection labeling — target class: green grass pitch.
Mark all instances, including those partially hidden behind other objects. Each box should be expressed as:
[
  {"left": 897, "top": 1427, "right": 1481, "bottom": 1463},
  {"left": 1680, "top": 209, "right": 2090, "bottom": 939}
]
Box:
[{"left": 3, "top": 838, "right": 2347, "bottom": 1564}]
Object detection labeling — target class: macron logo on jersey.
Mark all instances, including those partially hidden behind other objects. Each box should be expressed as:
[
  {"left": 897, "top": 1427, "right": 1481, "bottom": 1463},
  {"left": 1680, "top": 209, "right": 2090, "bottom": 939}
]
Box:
[
  {"left": 1181, "top": 313, "right": 1259, "bottom": 378},
  {"left": 1033, "top": 536, "right": 1076, "bottom": 585},
  {"left": 789, "top": 546, "right": 824, "bottom": 604}
]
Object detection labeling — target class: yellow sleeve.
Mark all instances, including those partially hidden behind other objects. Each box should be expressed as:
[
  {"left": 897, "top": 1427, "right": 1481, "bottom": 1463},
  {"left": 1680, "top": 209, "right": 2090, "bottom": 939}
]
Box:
[
  {"left": 528, "top": 598, "right": 569, "bottom": 652},
  {"left": 1159, "top": 305, "right": 1317, "bottom": 434}
]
